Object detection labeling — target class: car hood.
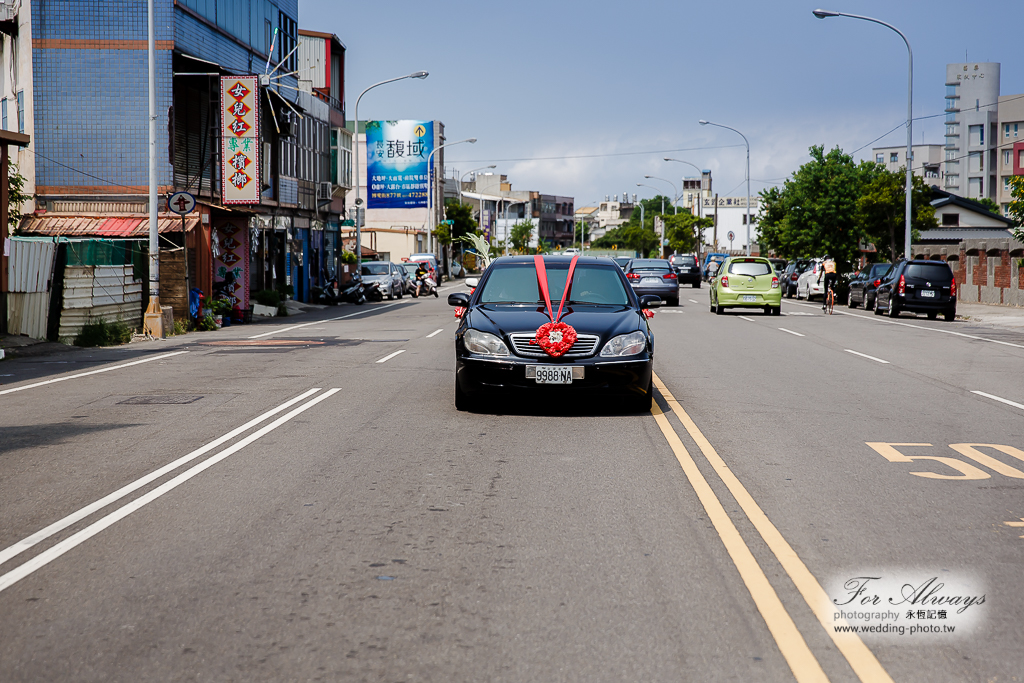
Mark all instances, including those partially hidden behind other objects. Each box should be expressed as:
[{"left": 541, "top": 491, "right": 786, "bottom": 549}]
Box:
[{"left": 467, "top": 304, "right": 643, "bottom": 341}]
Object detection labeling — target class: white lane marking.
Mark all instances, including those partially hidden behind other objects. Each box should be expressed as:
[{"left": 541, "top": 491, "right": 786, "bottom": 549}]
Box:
[
  {"left": 0, "top": 351, "right": 189, "bottom": 397},
  {"left": 971, "top": 391, "right": 1024, "bottom": 411},
  {"left": 778, "top": 328, "right": 805, "bottom": 337},
  {"left": 788, "top": 300, "right": 1024, "bottom": 351},
  {"left": 426, "top": 329, "right": 444, "bottom": 338},
  {"left": 844, "top": 349, "right": 890, "bottom": 364},
  {"left": 689, "top": 299, "right": 699, "bottom": 304},
  {"left": 0, "top": 389, "right": 322, "bottom": 568},
  {"left": 376, "top": 350, "right": 406, "bottom": 363},
  {"left": 738, "top": 315, "right": 756, "bottom": 322},
  {"left": 0, "top": 389, "right": 340, "bottom": 594},
  {"left": 248, "top": 301, "right": 409, "bottom": 339}
]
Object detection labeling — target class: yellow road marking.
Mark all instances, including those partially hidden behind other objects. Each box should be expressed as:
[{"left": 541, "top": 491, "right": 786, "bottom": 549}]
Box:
[
  {"left": 649, "top": 402, "right": 829, "bottom": 683},
  {"left": 652, "top": 372, "right": 894, "bottom": 683}
]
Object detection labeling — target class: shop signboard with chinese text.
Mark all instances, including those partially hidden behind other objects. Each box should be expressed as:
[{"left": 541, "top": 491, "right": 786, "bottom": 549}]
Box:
[
  {"left": 220, "top": 76, "right": 261, "bottom": 204},
  {"left": 366, "top": 120, "right": 433, "bottom": 209}
]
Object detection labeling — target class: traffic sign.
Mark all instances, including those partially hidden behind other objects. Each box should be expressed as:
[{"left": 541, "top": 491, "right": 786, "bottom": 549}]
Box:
[
  {"left": 440, "top": 219, "right": 454, "bottom": 226},
  {"left": 341, "top": 219, "right": 355, "bottom": 227},
  {"left": 727, "top": 231, "right": 735, "bottom": 242},
  {"left": 167, "top": 191, "right": 195, "bottom": 215}
]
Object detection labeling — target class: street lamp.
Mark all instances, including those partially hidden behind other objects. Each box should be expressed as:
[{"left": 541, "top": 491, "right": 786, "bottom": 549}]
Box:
[
  {"left": 637, "top": 182, "right": 665, "bottom": 216},
  {"left": 459, "top": 165, "right": 496, "bottom": 205},
  {"left": 699, "top": 119, "right": 751, "bottom": 255},
  {"left": 665, "top": 158, "right": 708, "bottom": 255},
  {"left": 426, "top": 137, "right": 476, "bottom": 264},
  {"left": 351, "top": 70, "right": 428, "bottom": 264},
  {"left": 644, "top": 175, "right": 678, "bottom": 214},
  {"left": 813, "top": 9, "right": 913, "bottom": 261}
]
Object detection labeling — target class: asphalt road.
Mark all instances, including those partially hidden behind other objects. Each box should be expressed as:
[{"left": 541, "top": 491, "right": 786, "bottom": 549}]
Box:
[{"left": 1, "top": 287, "right": 1023, "bottom": 682}]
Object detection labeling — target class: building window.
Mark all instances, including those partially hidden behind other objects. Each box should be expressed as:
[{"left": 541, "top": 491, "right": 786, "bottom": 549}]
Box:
[
  {"left": 1007, "top": 124, "right": 1012, "bottom": 138},
  {"left": 945, "top": 149, "right": 958, "bottom": 161},
  {"left": 888, "top": 153, "right": 898, "bottom": 163},
  {"left": 1003, "top": 204, "right": 1011, "bottom": 217},
  {"left": 1005, "top": 176, "right": 1011, "bottom": 191},
  {"left": 16, "top": 91, "right": 23, "bottom": 134},
  {"left": 1020, "top": 150, "right": 1024, "bottom": 168},
  {"left": 876, "top": 154, "right": 884, "bottom": 164},
  {"left": 969, "top": 124, "right": 983, "bottom": 146},
  {"left": 946, "top": 84, "right": 958, "bottom": 97},
  {"left": 1005, "top": 150, "right": 1013, "bottom": 167},
  {"left": 941, "top": 213, "right": 959, "bottom": 227}
]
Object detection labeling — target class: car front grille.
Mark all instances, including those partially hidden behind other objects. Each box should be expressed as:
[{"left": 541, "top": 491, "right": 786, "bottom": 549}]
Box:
[{"left": 508, "top": 332, "right": 601, "bottom": 359}]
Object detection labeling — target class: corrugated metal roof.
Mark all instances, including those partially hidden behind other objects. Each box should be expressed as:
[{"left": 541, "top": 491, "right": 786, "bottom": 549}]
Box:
[{"left": 19, "top": 214, "right": 200, "bottom": 238}]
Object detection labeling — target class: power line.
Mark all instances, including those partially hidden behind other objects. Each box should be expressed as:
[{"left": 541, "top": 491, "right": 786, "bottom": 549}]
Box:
[{"left": 447, "top": 143, "right": 745, "bottom": 164}]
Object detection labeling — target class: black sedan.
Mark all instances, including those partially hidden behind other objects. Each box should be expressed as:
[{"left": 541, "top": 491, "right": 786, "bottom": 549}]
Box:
[
  {"left": 447, "top": 255, "right": 658, "bottom": 412},
  {"left": 847, "top": 262, "right": 891, "bottom": 310},
  {"left": 624, "top": 258, "right": 680, "bottom": 306}
]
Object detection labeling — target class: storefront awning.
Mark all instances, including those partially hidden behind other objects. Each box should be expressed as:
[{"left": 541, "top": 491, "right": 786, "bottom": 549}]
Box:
[{"left": 19, "top": 214, "right": 200, "bottom": 238}]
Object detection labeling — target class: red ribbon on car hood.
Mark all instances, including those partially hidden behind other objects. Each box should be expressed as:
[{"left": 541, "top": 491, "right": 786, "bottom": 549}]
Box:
[{"left": 532, "top": 255, "right": 579, "bottom": 357}]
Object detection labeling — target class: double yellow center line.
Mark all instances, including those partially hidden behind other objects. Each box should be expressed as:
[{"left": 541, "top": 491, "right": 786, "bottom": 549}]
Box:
[{"left": 650, "top": 372, "right": 892, "bottom": 683}]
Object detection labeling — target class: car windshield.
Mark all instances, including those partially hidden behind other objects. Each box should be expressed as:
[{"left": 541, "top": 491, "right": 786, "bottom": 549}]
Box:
[
  {"left": 675, "top": 256, "right": 697, "bottom": 266},
  {"left": 361, "top": 264, "right": 390, "bottom": 276},
  {"left": 906, "top": 263, "right": 952, "bottom": 281},
  {"left": 728, "top": 260, "right": 772, "bottom": 276},
  {"left": 871, "top": 264, "right": 891, "bottom": 277},
  {"left": 478, "top": 263, "right": 630, "bottom": 306},
  {"left": 402, "top": 264, "right": 419, "bottom": 274}
]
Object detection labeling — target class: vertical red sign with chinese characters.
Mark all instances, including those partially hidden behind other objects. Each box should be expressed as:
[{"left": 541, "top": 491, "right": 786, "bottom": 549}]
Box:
[{"left": 220, "top": 75, "right": 260, "bottom": 204}]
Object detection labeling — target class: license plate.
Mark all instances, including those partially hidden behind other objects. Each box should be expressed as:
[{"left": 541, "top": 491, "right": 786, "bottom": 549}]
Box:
[
  {"left": 641, "top": 277, "right": 660, "bottom": 284},
  {"left": 920, "top": 290, "right": 936, "bottom": 298},
  {"left": 526, "top": 366, "right": 583, "bottom": 384},
  {"left": 741, "top": 295, "right": 758, "bottom": 302}
]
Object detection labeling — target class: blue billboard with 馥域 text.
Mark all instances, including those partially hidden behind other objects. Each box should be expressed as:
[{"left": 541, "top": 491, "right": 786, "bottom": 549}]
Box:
[{"left": 366, "top": 120, "right": 433, "bottom": 209}]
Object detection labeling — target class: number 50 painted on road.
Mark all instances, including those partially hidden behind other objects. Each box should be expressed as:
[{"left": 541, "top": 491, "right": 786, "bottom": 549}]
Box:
[{"left": 866, "top": 443, "right": 1024, "bottom": 480}]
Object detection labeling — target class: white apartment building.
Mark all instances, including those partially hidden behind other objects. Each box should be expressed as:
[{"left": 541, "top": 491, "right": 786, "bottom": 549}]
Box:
[
  {"left": 943, "top": 63, "right": 1000, "bottom": 201},
  {"left": 997, "top": 93, "right": 1024, "bottom": 216},
  {"left": 871, "top": 144, "right": 943, "bottom": 182},
  {"left": 593, "top": 194, "right": 635, "bottom": 240},
  {"left": 1, "top": 3, "right": 36, "bottom": 214}
]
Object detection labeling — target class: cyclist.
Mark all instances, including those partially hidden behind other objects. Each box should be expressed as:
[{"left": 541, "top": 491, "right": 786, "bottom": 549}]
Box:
[{"left": 818, "top": 254, "right": 838, "bottom": 312}]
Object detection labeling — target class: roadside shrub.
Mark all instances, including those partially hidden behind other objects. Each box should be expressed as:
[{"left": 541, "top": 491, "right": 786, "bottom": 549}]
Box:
[
  {"left": 197, "top": 314, "right": 218, "bottom": 331},
  {"left": 253, "top": 289, "right": 282, "bottom": 307},
  {"left": 74, "top": 319, "right": 134, "bottom": 347},
  {"left": 172, "top": 319, "right": 189, "bottom": 336}
]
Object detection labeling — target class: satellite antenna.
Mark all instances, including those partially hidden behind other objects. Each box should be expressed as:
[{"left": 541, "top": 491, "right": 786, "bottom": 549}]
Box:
[{"left": 258, "top": 27, "right": 304, "bottom": 135}]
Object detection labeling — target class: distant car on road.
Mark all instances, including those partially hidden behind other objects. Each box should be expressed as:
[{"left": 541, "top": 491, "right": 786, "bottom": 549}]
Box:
[
  {"left": 360, "top": 261, "right": 404, "bottom": 300},
  {"left": 778, "top": 259, "right": 811, "bottom": 298},
  {"left": 613, "top": 257, "right": 632, "bottom": 270},
  {"left": 709, "top": 256, "right": 782, "bottom": 316},
  {"left": 847, "top": 262, "right": 891, "bottom": 310},
  {"left": 874, "top": 259, "right": 957, "bottom": 321},
  {"left": 562, "top": 248, "right": 580, "bottom": 255},
  {"left": 669, "top": 253, "right": 701, "bottom": 288},
  {"left": 796, "top": 259, "right": 825, "bottom": 300},
  {"left": 702, "top": 253, "right": 728, "bottom": 279},
  {"left": 768, "top": 258, "right": 788, "bottom": 274},
  {"left": 624, "top": 258, "right": 679, "bottom": 306}
]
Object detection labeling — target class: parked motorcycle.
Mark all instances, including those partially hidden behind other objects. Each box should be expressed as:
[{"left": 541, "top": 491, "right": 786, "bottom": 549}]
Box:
[
  {"left": 314, "top": 280, "right": 343, "bottom": 306},
  {"left": 339, "top": 275, "right": 368, "bottom": 305}
]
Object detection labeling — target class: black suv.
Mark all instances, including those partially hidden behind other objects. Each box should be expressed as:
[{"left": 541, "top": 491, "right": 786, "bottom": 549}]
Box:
[
  {"left": 669, "top": 254, "right": 702, "bottom": 288},
  {"left": 874, "top": 259, "right": 957, "bottom": 321}
]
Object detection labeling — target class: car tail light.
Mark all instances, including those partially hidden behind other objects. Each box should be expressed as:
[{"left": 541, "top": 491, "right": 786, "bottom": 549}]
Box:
[
  {"left": 873, "top": 279, "right": 881, "bottom": 287},
  {"left": 721, "top": 275, "right": 729, "bottom": 288},
  {"left": 950, "top": 276, "right": 957, "bottom": 297},
  {"left": 663, "top": 272, "right": 677, "bottom": 280},
  {"left": 626, "top": 272, "right": 640, "bottom": 280},
  {"left": 771, "top": 276, "right": 779, "bottom": 289},
  {"left": 791, "top": 273, "right": 798, "bottom": 281},
  {"left": 898, "top": 274, "right": 905, "bottom": 296}
]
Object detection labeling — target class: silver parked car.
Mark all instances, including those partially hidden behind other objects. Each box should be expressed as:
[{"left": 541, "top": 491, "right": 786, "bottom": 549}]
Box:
[{"left": 360, "top": 262, "right": 404, "bottom": 300}]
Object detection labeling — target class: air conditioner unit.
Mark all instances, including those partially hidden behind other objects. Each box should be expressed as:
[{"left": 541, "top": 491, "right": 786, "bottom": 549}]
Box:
[{"left": 317, "top": 181, "right": 332, "bottom": 201}]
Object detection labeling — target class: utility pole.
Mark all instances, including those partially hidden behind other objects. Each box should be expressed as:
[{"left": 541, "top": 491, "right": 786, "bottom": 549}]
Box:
[
  {"left": 142, "top": 0, "right": 163, "bottom": 337},
  {"left": 713, "top": 193, "right": 719, "bottom": 251}
]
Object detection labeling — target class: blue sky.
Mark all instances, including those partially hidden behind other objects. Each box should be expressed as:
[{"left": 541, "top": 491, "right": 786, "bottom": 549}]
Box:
[{"left": 299, "top": 0, "right": 1022, "bottom": 206}]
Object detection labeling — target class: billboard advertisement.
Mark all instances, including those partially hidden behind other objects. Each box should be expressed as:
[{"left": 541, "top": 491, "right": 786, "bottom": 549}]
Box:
[
  {"left": 366, "top": 120, "right": 433, "bottom": 209},
  {"left": 220, "top": 75, "right": 261, "bottom": 204}
]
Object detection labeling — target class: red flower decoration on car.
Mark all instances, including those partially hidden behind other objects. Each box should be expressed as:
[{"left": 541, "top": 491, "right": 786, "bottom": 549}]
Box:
[
  {"left": 533, "top": 321, "right": 577, "bottom": 358},
  {"left": 643, "top": 309, "right": 655, "bottom": 319},
  {"left": 454, "top": 306, "right": 466, "bottom": 318}
]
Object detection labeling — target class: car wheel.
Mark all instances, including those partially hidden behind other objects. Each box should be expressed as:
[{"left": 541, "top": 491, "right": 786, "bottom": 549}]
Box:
[
  {"left": 772, "top": 306, "right": 782, "bottom": 316},
  {"left": 874, "top": 299, "right": 884, "bottom": 315},
  {"left": 865, "top": 296, "right": 874, "bottom": 312},
  {"left": 455, "top": 378, "right": 470, "bottom": 411},
  {"left": 764, "top": 306, "right": 771, "bottom": 315},
  {"left": 396, "top": 287, "right": 403, "bottom": 299},
  {"left": 669, "top": 297, "right": 679, "bottom": 307},
  {"left": 693, "top": 281, "right": 701, "bottom": 289},
  {"left": 387, "top": 286, "right": 394, "bottom": 300},
  {"left": 631, "top": 377, "right": 653, "bottom": 413},
  {"left": 888, "top": 300, "right": 899, "bottom": 318},
  {"left": 944, "top": 309, "right": 956, "bottom": 322},
  {"left": 715, "top": 304, "right": 725, "bottom": 315},
  {"left": 848, "top": 295, "right": 858, "bottom": 309},
  {"left": 927, "top": 311, "right": 938, "bottom": 320}
]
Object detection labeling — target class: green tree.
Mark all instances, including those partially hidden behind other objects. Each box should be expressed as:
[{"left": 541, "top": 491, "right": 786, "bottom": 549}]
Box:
[
  {"left": 857, "top": 167, "right": 937, "bottom": 263},
  {"left": 663, "top": 211, "right": 712, "bottom": 254},
  {"left": 977, "top": 197, "right": 1002, "bottom": 215},
  {"left": 757, "top": 146, "right": 879, "bottom": 270},
  {"left": 1007, "top": 176, "right": 1024, "bottom": 240},
  {"left": 8, "top": 163, "right": 28, "bottom": 232},
  {"left": 444, "top": 199, "right": 479, "bottom": 241},
  {"left": 509, "top": 219, "right": 535, "bottom": 253}
]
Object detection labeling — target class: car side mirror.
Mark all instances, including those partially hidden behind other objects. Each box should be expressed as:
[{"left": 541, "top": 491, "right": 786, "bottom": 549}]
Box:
[
  {"left": 465, "top": 277, "right": 479, "bottom": 288},
  {"left": 639, "top": 295, "right": 662, "bottom": 310},
  {"left": 448, "top": 292, "right": 470, "bottom": 307}
]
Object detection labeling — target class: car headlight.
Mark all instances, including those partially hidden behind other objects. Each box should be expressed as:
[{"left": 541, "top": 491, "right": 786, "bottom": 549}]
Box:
[
  {"left": 463, "top": 329, "right": 510, "bottom": 356},
  {"left": 600, "top": 331, "right": 647, "bottom": 357}
]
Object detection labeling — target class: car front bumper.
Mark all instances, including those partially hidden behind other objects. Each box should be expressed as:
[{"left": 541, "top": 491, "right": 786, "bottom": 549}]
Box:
[{"left": 456, "top": 354, "right": 652, "bottom": 399}]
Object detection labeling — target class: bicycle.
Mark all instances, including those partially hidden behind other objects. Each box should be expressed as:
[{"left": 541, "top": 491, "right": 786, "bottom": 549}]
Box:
[{"left": 824, "top": 281, "right": 836, "bottom": 315}]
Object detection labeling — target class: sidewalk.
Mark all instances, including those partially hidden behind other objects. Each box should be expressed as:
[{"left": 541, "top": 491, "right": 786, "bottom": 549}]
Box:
[
  {"left": 0, "top": 333, "right": 75, "bottom": 360},
  {"left": 956, "top": 302, "right": 1024, "bottom": 330}
]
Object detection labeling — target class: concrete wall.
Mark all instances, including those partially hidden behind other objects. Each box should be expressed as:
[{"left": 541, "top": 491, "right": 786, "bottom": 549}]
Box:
[{"left": 915, "top": 238, "right": 1024, "bottom": 307}]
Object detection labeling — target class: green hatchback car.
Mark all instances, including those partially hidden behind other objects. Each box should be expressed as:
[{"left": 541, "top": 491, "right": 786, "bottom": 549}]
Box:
[{"left": 709, "top": 256, "right": 782, "bottom": 316}]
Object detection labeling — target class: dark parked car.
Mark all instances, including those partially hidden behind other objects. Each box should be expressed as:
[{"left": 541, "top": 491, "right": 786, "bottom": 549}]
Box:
[
  {"left": 874, "top": 259, "right": 957, "bottom": 321},
  {"left": 613, "top": 256, "right": 632, "bottom": 270},
  {"left": 778, "top": 259, "right": 811, "bottom": 298},
  {"left": 669, "top": 254, "right": 701, "bottom": 288},
  {"left": 768, "top": 258, "right": 788, "bottom": 274},
  {"left": 847, "top": 262, "right": 891, "bottom": 311},
  {"left": 624, "top": 258, "right": 679, "bottom": 306},
  {"left": 447, "top": 255, "right": 658, "bottom": 411}
]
